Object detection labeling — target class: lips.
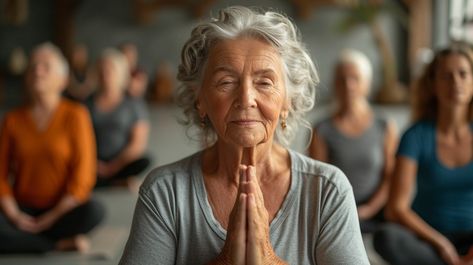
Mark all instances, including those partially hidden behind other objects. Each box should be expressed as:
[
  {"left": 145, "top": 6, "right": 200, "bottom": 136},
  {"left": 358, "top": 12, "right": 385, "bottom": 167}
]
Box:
[{"left": 230, "top": 119, "right": 260, "bottom": 126}]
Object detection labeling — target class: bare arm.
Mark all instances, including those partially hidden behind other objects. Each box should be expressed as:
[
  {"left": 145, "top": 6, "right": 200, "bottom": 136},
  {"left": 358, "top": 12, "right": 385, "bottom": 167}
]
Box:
[
  {"left": 308, "top": 129, "right": 328, "bottom": 162},
  {"left": 0, "top": 195, "right": 38, "bottom": 232},
  {"left": 358, "top": 120, "right": 398, "bottom": 219},
  {"left": 34, "top": 194, "right": 80, "bottom": 232},
  {"left": 387, "top": 156, "right": 460, "bottom": 265}
]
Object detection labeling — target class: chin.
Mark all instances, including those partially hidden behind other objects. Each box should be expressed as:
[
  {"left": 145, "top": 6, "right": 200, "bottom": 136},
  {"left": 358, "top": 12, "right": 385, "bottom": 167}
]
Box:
[{"left": 232, "top": 136, "right": 269, "bottom": 148}]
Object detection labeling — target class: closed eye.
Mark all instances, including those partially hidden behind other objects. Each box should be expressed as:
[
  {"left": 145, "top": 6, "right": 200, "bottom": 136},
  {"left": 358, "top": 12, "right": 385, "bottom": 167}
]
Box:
[
  {"left": 254, "top": 78, "right": 274, "bottom": 89},
  {"left": 217, "top": 79, "right": 238, "bottom": 90}
]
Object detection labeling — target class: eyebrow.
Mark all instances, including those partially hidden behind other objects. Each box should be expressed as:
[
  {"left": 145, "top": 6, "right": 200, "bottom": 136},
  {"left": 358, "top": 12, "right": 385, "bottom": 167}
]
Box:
[
  {"left": 212, "top": 66, "right": 238, "bottom": 75},
  {"left": 211, "top": 66, "right": 277, "bottom": 76}
]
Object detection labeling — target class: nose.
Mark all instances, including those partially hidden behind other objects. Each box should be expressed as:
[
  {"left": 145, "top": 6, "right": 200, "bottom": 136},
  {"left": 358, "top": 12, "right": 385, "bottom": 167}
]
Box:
[
  {"left": 452, "top": 72, "right": 463, "bottom": 87},
  {"left": 235, "top": 79, "right": 257, "bottom": 109},
  {"left": 30, "top": 62, "right": 47, "bottom": 77}
]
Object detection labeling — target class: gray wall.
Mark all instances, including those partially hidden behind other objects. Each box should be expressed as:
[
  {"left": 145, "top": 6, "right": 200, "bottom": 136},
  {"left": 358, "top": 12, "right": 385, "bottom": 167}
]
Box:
[
  {"left": 0, "top": 0, "right": 407, "bottom": 107},
  {"left": 74, "top": 0, "right": 407, "bottom": 102}
]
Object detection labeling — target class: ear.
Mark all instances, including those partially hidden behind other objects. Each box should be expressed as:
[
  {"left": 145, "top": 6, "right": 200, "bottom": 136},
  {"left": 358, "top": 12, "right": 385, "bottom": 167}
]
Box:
[{"left": 194, "top": 84, "right": 209, "bottom": 117}]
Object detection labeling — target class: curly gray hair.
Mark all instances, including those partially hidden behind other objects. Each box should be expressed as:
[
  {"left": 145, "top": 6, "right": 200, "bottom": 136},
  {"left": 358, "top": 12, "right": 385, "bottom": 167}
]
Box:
[{"left": 176, "top": 6, "right": 318, "bottom": 146}]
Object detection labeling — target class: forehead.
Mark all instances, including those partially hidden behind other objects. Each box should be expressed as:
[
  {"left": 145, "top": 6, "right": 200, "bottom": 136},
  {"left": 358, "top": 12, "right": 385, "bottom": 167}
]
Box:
[
  {"left": 337, "top": 62, "right": 363, "bottom": 76},
  {"left": 206, "top": 37, "right": 282, "bottom": 72},
  {"left": 438, "top": 53, "right": 472, "bottom": 71},
  {"left": 30, "top": 48, "right": 61, "bottom": 65}
]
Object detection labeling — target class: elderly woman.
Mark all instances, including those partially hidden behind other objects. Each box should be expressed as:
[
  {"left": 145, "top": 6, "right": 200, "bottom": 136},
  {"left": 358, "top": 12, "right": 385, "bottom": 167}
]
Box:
[
  {"left": 309, "top": 49, "right": 398, "bottom": 233},
  {"left": 85, "top": 48, "right": 150, "bottom": 188},
  {"left": 0, "top": 43, "right": 104, "bottom": 253},
  {"left": 119, "top": 6, "right": 368, "bottom": 265},
  {"left": 374, "top": 44, "right": 473, "bottom": 265}
]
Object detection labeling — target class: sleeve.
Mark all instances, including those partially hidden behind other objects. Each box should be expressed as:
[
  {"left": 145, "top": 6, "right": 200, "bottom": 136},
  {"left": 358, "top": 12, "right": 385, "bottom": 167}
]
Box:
[
  {"left": 131, "top": 98, "right": 149, "bottom": 122},
  {"left": 0, "top": 115, "right": 13, "bottom": 198},
  {"left": 66, "top": 106, "right": 97, "bottom": 202},
  {"left": 316, "top": 171, "right": 370, "bottom": 265},
  {"left": 396, "top": 123, "right": 421, "bottom": 161},
  {"left": 119, "top": 189, "right": 176, "bottom": 265}
]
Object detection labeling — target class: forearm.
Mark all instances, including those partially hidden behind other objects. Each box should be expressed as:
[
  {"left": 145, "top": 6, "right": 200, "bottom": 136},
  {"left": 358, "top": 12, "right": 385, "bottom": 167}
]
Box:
[
  {"left": 358, "top": 181, "right": 389, "bottom": 218},
  {"left": 0, "top": 195, "right": 20, "bottom": 220},
  {"left": 45, "top": 194, "right": 80, "bottom": 221},
  {"left": 110, "top": 144, "right": 144, "bottom": 169},
  {"left": 395, "top": 208, "right": 448, "bottom": 248}
]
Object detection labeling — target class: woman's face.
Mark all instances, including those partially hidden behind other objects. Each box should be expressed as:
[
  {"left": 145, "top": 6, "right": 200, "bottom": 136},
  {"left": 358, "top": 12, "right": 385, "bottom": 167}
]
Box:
[
  {"left": 334, "top": 62, "right": 369, "bottom": 105},
  {"left": 26, "top": 49, "right": 67, "bottom": 96},
  {"left": 434, "top": 54, "right": 473, "bottom": 108},
  {"left": 197, "top": 37, "right": 288, "bottom": 147},
  {"left": 99, "top": 57, "right": 124, "bottom": 93}
]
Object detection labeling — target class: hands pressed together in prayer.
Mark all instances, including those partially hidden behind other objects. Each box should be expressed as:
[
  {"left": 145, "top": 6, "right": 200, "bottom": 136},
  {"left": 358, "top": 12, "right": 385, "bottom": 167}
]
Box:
[{"left": 210, "top": 148, "right": 287, "bottom": 265}]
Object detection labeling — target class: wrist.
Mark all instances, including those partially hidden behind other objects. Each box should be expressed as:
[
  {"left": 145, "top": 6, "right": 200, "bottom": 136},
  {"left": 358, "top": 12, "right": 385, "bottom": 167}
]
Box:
[{"left": 266, "top": 255, "right": 287, "bottom": 265}]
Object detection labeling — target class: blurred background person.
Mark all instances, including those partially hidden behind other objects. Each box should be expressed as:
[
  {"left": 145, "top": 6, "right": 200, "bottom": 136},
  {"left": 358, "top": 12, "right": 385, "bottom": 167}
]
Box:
[
  {"left": 64, "top": 43, "right": 97, "bottom": 101},
  {"left": 309, "top": 49, "right": 398, "bottom": 233},
  {"left": 119, "top": 42, "right": 148, "bottom": 99},
  {"left": 0, "top": 43, "right": 104, "bottom": 253},
  {"left": 86, "top": 48, "right": 150, "bottom": 189},
  {"left": 374, "top": 43, "right": 473, "bottom": 265}
]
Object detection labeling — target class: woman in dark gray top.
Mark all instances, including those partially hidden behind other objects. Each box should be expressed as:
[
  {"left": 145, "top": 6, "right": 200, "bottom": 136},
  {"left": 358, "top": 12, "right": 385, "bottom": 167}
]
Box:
[
  {"left": 119, "top": 6, "right": 369, "bottom": 265},
  {"left": 86, "top": 48, "right": 150, "bottom": 188},
  {"left": 309, "top": 49, "right": 398, "bottom": 233}
]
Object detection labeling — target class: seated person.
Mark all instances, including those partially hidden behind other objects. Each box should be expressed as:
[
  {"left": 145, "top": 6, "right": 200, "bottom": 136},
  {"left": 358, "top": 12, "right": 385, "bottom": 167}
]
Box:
[
  {"left": 119, "top": 42, "right": 148, "bottom": 99},
  {"left": 119, "top": 6, "right": 369, "bottom": 265},
  {"left": 64, "top": 43, "right": 97, "bottom": 101},
  {"left": 374, "top": 44, "right": 473, "bottom": 265},
  {"left": 86, "top": 48, "right": 150, "bottom": 188},
  {"left": 0, "top": 43, "right": 104, "bottom": 253},
  {"left": 309, "top": 49, "right": 398, "bottom": 233}
]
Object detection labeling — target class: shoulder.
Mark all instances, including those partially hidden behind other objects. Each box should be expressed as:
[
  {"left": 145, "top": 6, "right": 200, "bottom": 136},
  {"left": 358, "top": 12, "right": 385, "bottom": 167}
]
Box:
[
  {"left": 402, "top": 120, "right": 434, "bottom": 138},
  {"left": 290, "top": 150, "right": 352, "bottom": 195},
  {"left": 1, "top": 107, "right": 27, "bottom": 130},
  {"left": 374, "top": 116, "right": 398, "bottom": 139},
  {"left": 2, "top": 106, "right": 26, "bottom": 122},
  {"left": 139, "top": 152, "right": 200, "bottom": 197},
  {"left": 123, "top": 97, "right": 148, "bottom": 116}
]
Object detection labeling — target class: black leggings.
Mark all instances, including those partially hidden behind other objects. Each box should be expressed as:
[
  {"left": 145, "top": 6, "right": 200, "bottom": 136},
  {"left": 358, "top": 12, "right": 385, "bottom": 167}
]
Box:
[
  {"left": 373, "top": 223, "right": 473, "bottom": 265},
  {"left": 95, "top": 157, "right": 150, "bottom": 188},
  {"left": 0, "top": 199, "right": 105, "bottom": 254}
]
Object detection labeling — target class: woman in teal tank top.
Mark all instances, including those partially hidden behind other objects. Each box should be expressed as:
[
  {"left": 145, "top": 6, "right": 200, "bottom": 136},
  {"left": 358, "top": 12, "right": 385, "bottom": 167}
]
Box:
[{"left": 374, "top": 44, "right": 473, "bottom": 265}]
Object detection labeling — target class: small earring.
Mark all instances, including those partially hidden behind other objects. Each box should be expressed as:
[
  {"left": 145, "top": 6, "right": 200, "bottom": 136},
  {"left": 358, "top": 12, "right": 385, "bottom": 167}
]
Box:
[{"left": 281, "top": 118, "right": 287, "bottom": 130}]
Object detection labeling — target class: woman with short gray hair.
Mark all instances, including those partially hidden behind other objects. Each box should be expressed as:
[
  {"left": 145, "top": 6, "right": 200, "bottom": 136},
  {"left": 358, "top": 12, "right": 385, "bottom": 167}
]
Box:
[
  {"left": 85, "top": 48, "right": 150, "bottom": 188},
  {"left": 309, "top": 49, "right": 398, "bottom": 233},
  {"left": 120, "top": 6, "right": 369, "bottom": 265}
]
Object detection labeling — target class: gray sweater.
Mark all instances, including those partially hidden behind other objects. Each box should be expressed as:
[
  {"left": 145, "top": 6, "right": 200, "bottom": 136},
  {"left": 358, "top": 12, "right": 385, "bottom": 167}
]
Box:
[{"left": 119, "top": 150, "right": 369, "bottom": 265}]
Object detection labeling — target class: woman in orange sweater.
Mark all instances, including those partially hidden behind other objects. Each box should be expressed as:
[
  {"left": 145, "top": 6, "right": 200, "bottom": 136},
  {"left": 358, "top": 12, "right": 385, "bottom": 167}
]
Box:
[{"left": 0, "top": 43, "right": 104, "bottom": 253}]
